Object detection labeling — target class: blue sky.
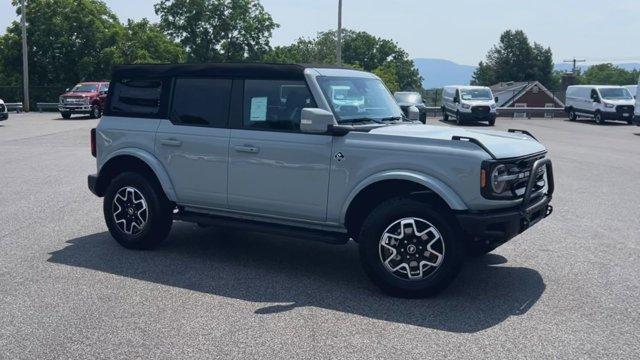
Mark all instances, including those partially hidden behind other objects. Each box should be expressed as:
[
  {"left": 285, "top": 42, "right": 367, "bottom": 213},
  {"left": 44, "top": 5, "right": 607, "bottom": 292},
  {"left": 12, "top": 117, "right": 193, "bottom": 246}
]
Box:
[{"left": 2, "top": 0, "right": 640, "bottom": 65}]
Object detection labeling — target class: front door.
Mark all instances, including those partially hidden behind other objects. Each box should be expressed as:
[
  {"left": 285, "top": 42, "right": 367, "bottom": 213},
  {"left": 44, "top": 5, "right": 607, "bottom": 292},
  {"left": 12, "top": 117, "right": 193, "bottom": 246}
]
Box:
[
  {"left": 155, "top": 78, "right": 232, "bottom": 209},
  {"left": 228, "top": 79, "right": 332, "bottom": 222}
]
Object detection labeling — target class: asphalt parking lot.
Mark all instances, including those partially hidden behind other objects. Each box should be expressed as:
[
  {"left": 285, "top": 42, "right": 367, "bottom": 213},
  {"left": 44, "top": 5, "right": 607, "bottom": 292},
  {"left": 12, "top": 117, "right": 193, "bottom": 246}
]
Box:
[{"left": 1, "top": 113, "right": 639, "bottom": 359}]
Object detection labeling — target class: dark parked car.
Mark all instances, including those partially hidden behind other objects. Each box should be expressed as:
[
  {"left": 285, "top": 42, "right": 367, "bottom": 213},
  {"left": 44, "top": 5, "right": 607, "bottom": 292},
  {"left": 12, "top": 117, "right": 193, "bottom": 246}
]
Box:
[
  {"left": 394, "top": 91, "right": 428, "bottom": 123},
  {"left": 58, "top": 82, "right": 109, "bottom": 119}
]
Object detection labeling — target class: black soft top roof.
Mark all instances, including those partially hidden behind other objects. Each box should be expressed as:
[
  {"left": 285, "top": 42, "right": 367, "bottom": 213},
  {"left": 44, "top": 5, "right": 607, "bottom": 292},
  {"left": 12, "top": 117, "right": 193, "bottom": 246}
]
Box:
[{"left": 111, "top": 63, "right": 312, "bottom": 80}]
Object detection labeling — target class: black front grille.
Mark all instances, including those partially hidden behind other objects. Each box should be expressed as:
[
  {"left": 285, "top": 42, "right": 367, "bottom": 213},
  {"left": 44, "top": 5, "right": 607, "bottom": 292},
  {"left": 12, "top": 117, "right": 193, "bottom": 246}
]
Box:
[
  {"left": 471, "top": 106, "right": 490, "bottom": 116},
  {"left": 616, "top": 105, "right": 634, "bottom": 114}
]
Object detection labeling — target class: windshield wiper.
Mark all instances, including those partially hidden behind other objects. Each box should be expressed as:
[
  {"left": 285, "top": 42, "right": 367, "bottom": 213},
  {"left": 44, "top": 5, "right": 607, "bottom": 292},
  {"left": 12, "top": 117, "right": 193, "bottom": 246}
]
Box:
[{"left": 339, "top": 117, "right": 384, "bottom": 125}]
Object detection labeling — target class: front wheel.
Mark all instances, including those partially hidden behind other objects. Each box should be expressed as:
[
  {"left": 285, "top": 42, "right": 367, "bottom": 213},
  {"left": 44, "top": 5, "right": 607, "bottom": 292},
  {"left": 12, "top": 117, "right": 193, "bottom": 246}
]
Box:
[
  {"left": 456, "top": 111, "right": 464, "bottom": 126},
  {"left": 568, "top": 109, "right": 577, "bottom": 121},
  {"left": 61, "top": 112, "right": 71, "bottom": 119},
  {"left": 89, "top": 105, "right": 102, "bottom": 119},
  {"left": 594, "top": 111, "right": 604, "bottom": 125},
  {"left": 488, "top": 117, "right": 496, "bottom": 126},
  {"left": 103, "top": 172, "right": 173, "bottom": 250},
  {"left": 358, "top": 197, "right": 463, "bottom": 298},
  {"left": 442, "top": 108, "right": 449, "bottom": 122}
]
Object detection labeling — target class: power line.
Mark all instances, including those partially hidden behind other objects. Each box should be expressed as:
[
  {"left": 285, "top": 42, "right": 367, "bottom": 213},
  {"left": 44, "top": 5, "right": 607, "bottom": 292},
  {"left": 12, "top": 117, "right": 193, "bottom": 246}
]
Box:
[{"left": 563, "top": 57, "right": 585, "bottom": 74}]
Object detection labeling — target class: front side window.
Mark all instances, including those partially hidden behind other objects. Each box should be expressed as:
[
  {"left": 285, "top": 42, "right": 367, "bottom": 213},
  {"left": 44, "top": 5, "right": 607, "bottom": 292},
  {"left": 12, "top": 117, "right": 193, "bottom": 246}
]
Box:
[
  {"left": 110, "top": 78, "right": 163, "bottom": 115},
  {"left": 243, "top": 80, "right": 316, "bottom": 131},
  {"left": 317, "top": 76, "right": 402, "bottom": 123},
  {"left": 460, "top": 88, "right": 493, "bottom": 100},
  {"left": 99, "top": 83, "right": 109, "bottom": 92},
  {"left": 599, "top": 88, "right": 633, "bottom": 100},
  {"left": 170, "top": 78, "right": 232, "bottom": 128}
]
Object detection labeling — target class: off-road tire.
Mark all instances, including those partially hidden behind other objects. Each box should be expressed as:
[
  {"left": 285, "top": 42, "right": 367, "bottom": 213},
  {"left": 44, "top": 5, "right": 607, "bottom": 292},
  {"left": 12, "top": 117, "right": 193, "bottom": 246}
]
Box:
[
  {"left": 358, "top": 197, "right": 464, "bottom": 298},
  {"left": 103, "top": 172, "right": 173, "bottom": 250}
]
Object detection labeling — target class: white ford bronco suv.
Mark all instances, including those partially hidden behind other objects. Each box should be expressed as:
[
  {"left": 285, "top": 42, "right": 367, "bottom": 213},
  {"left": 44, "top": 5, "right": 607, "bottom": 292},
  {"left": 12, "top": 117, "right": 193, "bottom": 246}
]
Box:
[{"left": 88, "top": 63, "right": 554, "bottom": 297}]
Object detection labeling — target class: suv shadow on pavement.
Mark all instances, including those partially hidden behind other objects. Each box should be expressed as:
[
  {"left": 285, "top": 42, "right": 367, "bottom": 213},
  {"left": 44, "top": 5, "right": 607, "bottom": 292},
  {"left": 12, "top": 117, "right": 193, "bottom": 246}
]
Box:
[{"left": 48, "top": 222, "right": 545, "bottom": 334}]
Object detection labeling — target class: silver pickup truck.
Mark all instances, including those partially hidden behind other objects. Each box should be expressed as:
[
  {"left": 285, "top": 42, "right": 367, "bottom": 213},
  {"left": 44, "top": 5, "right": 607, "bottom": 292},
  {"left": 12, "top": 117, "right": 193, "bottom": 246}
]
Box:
[{"left": 88, "top": 63, "right": 554, "bottom": 298}]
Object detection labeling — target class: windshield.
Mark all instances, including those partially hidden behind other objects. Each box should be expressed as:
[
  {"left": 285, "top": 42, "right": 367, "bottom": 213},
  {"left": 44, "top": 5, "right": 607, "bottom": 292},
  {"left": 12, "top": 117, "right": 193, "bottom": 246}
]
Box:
[
  {"left": 317, "top": 76, "right": 403, "bottom": 123},
  {"left": 394, "top": 92, "right": 423, "bottom": 104},
  {"left": 71, "top": 84, "right": 99, "bottom": 93},
  {"left": 460, "top": 88, "right": 493, "bottom": 101},
  {"left": 599, "top": 88, "right": 633, "bottom": 100}
]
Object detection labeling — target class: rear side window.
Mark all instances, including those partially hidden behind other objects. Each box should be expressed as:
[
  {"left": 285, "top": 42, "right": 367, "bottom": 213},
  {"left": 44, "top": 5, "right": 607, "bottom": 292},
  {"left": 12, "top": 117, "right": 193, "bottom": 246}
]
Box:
[
  {"left": 170, "top": 78, "right": 232, "bottom": 128},
  {"left": 243, "top": 80, "right": 316, "bottom": 131},
  {"left": 109, "top": 79, "right": 163, "bottom": 116}
]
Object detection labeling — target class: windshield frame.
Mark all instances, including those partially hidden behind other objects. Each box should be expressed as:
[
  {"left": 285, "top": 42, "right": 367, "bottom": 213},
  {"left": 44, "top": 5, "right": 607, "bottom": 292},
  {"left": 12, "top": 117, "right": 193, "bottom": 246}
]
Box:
[{"left": 316, "top": 75, "right": 404, "bottom": 124}]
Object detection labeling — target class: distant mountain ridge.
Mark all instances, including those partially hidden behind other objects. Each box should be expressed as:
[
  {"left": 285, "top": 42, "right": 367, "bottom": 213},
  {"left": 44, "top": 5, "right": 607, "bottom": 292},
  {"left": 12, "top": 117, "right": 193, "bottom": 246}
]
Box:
[{"left": 414, "top": 58, "right": 640, "bottom": 89}]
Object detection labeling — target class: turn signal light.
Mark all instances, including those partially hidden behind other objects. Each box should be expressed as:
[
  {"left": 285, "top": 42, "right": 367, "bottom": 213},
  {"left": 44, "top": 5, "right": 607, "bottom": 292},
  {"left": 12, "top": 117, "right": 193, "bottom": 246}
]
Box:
[{"left": 480, "top": 169, "right": 487, "bottom": 188}]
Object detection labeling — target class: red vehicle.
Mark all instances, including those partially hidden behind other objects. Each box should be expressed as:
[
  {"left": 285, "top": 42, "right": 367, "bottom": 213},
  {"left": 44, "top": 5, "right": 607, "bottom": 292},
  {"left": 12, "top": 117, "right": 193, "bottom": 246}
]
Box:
[{"left": 58, "top": 82, "right": 109, "bottom": 119}]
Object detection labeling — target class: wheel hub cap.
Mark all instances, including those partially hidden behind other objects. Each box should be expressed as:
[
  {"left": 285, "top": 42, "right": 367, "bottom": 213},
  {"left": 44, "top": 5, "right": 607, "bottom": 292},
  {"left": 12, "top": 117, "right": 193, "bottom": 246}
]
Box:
[
  {"left": 112, "top": 186, "right": 148, "bottom": 235},
  {"left": 378, "top": 217, "right": 445, "bottom": 280}
]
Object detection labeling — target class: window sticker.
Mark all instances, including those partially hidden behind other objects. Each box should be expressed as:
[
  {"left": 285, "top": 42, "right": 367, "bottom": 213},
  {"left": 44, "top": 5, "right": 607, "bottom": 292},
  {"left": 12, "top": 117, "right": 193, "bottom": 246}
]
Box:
[{"left": 250, "top": 97, "right": 268, "bottom": 121}]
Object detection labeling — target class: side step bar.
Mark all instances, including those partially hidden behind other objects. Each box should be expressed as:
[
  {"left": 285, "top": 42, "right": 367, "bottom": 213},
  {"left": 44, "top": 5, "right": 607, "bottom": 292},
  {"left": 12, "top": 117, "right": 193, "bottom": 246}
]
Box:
[{"left": 173, "top": 210, "right": 349, "bottom": 245}]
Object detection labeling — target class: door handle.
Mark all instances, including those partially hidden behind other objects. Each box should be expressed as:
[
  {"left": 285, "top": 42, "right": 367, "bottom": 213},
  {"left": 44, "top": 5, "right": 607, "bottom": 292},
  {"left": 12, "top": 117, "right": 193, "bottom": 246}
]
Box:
[
  {"left": 234, "top": 145, "right": 260, "bottom": 154},
  {"left": 160, "top": 138, "right": 182, "bottom": 147}
]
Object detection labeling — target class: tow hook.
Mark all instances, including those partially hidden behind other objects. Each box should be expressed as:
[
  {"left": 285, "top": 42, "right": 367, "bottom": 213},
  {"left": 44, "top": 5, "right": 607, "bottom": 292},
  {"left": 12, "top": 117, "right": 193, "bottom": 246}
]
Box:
[{"left": 545, "top": 205, "right": 554, "bottom": 217}]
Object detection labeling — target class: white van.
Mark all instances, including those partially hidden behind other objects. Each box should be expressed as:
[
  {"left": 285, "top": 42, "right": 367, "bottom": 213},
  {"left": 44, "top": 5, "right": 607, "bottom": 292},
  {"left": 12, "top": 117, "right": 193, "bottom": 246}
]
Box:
[
  {"left": 442, "top": 86, "right": 497, "bottom": 126},
  {"left": 565, "top": 85, "right": 635, "bottom": 125},
  {"left": 633, "top": 78, "right": 640, "bottom": 125}
]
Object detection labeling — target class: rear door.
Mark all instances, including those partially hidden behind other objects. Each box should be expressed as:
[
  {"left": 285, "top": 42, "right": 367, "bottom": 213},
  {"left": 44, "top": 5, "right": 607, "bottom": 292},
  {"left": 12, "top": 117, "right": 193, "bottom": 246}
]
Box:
[
  {"left": 228, "top": 79, "right": 332, "bottom": 222},
  {"left": 155, "top": 77, "right": 232, "bottom": 209}
]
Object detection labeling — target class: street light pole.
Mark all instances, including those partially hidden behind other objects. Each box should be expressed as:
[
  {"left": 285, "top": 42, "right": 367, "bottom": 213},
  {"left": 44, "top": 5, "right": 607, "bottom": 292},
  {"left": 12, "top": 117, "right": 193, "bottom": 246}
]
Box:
[
  {"left": 21, "top": 0, "right": 30, "bottom": 112},
  {"left": 336, "top": 0, "right": 342, "bottom": 66}
]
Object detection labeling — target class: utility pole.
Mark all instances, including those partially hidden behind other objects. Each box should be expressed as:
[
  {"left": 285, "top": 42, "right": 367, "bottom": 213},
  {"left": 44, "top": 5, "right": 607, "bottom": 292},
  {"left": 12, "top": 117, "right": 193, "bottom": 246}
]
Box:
[
  {"left": 21, "top": 0, "right": 30, "bottom": 112},
  {"left": 563, "top": 57, "right": 585, "bottom": 74},
  {"left": 336, "top": 0, "right": 342, "bottom": 66}
]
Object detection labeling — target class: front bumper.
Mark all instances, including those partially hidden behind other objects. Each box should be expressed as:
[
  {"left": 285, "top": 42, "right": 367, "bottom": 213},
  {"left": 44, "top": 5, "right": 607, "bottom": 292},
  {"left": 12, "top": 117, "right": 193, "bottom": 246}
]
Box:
[
  {"left": 0, "top": 112, "right": 7, "bottom": 121},
  {"left": 602, "top": 109, "right": 633, "bottom": 121},
  {"left": 59, "top": 104, "right": 92, "bottom": 113},
  {"left": 460, "top": 110, "right": 497, "bottom": 122},
  {"left": 456, "top": 158, "right": 554, "bottom": 245}
]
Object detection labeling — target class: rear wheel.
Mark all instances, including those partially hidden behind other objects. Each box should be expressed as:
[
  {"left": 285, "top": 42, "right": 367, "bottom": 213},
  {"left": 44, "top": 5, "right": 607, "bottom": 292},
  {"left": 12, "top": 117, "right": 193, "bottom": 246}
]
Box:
[
  {"left": 594, "top": 111, "right": 604, "bottom": 125},
  {"left": 358, "top": 197, "right": 463, "bottom": 298},
  {"left": 61, "top": 112, "right": 71, "bottom": 119},
  {"left": 103, "top": 172, "right": 173, "bottom": 250}
]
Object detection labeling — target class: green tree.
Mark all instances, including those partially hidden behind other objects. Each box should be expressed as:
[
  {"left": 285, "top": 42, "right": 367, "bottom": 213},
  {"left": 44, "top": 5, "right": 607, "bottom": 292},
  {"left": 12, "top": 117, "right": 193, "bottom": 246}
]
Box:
[
  {"left": 578, "top": 63, "right": 640, "bottom": 85},
  {"left": 265, "top": 29, "right": 423, "bottom": 91},
  {"left": 472, "top": 30, "right": 557, "bottom": 89},
  {"left": 103, "top": 19, "right": 186, "bottom": 65},
  {"left": 154, "top": 0, "right": 278, "bottom": 62},
  {"left": 0, "top": 0, "right": 121, "bottom": 87}
]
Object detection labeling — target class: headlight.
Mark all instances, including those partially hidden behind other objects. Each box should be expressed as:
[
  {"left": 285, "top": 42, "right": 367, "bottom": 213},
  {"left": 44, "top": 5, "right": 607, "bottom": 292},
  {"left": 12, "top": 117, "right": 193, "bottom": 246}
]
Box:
[
  {"left": 604, "top": 102, "right": 614, "bottom": 108},
  {"left": 491, "top": 164, "right": 508, "bottom": 193},
  {"left": 461, "top": 103, "right": 471, "bottom": 109}
]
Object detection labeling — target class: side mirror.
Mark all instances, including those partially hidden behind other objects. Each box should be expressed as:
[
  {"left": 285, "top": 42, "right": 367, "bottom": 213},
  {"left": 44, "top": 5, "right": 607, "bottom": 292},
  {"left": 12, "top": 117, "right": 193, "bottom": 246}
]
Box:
[
  {"left": 494, "top": 96, "right": 499, "bottom": 103},
  {"left": 300, "top": 108, "right": 336, "bottom": 134},
  {"left": 407, "top": 106, "right": 420, "bottom": 121},
  {"left": 65, "top": 88, "right": 70, "bottom": 92},
  {"left": 453, "top": 97, "right": 459, "bottom": 103}
]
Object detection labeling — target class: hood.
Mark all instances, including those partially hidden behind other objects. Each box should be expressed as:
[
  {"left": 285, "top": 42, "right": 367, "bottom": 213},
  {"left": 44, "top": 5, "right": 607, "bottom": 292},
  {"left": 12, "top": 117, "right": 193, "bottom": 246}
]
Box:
[
  {"left": 602, "top": 98, "right": 635, "bottom": 105},
  {"left": 369, "top": 124, "right": 546, "bottom": 159},
  {"left": 461, "top": 99, "right": 495, "bottom": 106}
]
